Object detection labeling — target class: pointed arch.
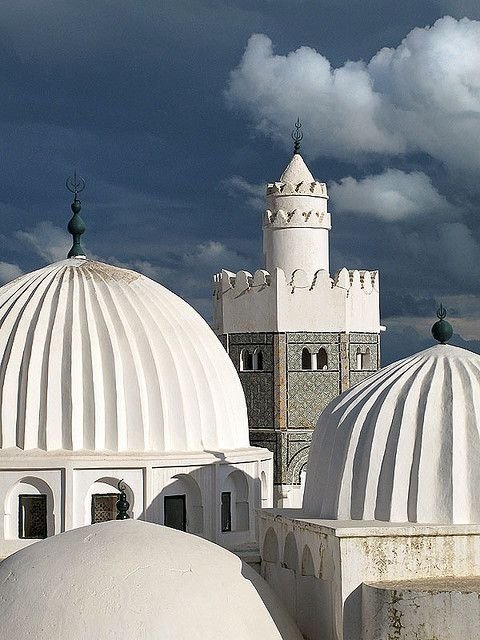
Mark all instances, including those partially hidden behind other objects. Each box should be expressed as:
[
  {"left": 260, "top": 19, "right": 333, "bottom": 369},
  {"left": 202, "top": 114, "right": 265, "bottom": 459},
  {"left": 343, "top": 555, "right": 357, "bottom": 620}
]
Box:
[
  {"left": 240, "top": 348, "right": 253, "bottom": 371},
  {"left": 316, "top": 347, "right": 328, "bottom": 370},
  {"left": 302, "top": 347, "right": 312, "bottom": 370}
]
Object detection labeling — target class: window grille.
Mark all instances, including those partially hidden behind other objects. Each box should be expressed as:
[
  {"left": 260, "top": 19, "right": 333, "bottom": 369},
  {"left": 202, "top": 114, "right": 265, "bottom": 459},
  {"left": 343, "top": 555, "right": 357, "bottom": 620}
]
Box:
[{"left": 18, "top": 495, "right": 47, "bottom": 539}]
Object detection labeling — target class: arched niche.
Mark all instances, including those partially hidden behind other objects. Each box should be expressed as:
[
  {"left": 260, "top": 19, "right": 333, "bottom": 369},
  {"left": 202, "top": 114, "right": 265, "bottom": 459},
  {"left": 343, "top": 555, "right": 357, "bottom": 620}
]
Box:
[
  {"left": 356, "top": 347, "right": 372, "bottom": 370},
  {"left": 4, "top": 476, "right": 55, "bottom": 540},
  {"left": 260, "top": 470, "right": 269, "bottom": 507},
  {"left": 160, "top": 474, "right": 204, "bottom": 535},
  {"left": 301, "top": 544, "right": 315, "bottom": 576},
  {"left": 263, "top": 527, "right": 279, "bottom": 563},
  {"left": 283, "top": 532, "right": 299, "bottom": 572},
  {"left": 222, "top": 470, "right": 249, "bottom": 532},
  {"left": 85, "top": 477, "right": 134, "bottom": 524}
]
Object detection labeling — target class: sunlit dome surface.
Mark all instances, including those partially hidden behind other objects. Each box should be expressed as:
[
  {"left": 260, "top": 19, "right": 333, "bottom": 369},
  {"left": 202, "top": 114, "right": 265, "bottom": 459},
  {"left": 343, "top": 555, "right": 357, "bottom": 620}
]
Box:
[
  {"left": 0, "top": 520, "right": 302, "bottom": 639},
  {"left": 303, "top": 344, "right": 480, "bottom": 524},
  {"left": 0, "top": 258, "right": 249, "bottom": 453}
]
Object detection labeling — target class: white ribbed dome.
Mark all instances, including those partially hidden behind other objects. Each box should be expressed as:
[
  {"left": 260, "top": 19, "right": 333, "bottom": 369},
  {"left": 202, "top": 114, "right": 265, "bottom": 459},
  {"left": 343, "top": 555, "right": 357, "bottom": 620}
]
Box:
[
  {"left": 303, "top": 344, "right": 480, "bottom": 524},
  {"left": 0, "top": 258, "right": 249, "bottom": 453},
  {"left": 0, "top": 520, "right": 302, "bottom": 639}
]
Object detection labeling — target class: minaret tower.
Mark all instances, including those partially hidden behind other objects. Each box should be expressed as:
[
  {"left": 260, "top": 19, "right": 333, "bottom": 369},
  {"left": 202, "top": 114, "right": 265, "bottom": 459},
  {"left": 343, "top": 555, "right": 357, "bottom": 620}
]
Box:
[{"left": 213, "top": 123, "right": 381, "bottom": 507}]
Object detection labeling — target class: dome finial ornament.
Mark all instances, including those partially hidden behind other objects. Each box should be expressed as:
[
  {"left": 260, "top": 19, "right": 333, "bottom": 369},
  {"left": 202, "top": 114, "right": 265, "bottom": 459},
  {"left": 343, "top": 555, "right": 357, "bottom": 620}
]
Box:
[
  {"left": 291, "top": 118, "right": 303, "bottom": 155},
  {"left": 66, "top": 170, "right": 87, "bottom": 259},
  {"left": 432, "top": 304, "right": 453, "bottom": 344},
  {"left": 116, "top": 480, "right": 130, "bottom": 520}
]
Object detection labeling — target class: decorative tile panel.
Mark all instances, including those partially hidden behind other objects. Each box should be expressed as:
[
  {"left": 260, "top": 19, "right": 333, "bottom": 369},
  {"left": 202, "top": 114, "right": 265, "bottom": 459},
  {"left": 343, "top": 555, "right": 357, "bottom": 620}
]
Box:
[
  {"left": 287, "top": 332, "right": 339, "bottom": 344},
  {"left": 287, "top": 372, "right": 340, "bottom": 429},
  {"left": 350, "top": 371, "right": 376, "bottom": 387},
  {"left": 239, "top": 373, "right": 274, "bottom": 428},
  {"left": 228, "top": 333, "right": 274, "bottom": 345}
]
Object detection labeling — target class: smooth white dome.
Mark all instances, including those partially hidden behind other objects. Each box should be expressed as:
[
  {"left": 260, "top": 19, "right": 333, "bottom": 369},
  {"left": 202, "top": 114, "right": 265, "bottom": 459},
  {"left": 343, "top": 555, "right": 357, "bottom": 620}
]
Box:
[
  {"left": 0, "top": 258, "right": 249, "bottom": 453},
  {"left": 0, "top": 520, "right": 302, "bottom": 639},
  {"left": 303, "top": 344, "right": 480, "bottom": 524}
]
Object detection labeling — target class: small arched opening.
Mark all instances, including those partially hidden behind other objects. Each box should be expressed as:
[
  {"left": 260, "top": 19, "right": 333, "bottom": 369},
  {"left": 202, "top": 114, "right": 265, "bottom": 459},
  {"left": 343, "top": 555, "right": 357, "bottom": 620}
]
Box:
[
  {"left": 240, "top": 348, "right": 253, "bottom": 371},
  {"left": 301, "top": 544, "right": 315, "bottom": 576},
  {"left": 161, "top": 474, "right": 204, "bottom": 535},
  {"left": 263, "top": 527, "right": 279, "bottom": 563},
  {"left": 356, "top": 347, "right": 372, "bottom": 370},
  {"left": 316, "top": 348, "right": 328, "bottom": 370},
  {"left": 253, "top": 348, "right": 264, "bottom": 371},
  {"left": 5, "top": 477, "right": 55, "bottom": 540},
  {"left": 283, "top": 532, "right": 299, "bottom": 572},
  {"left": 301, "top": 347, "right": 312, "bottom": 370},
  {"left": 221, "top": 470, "right": 249, "bottom": 532},
  {"left": 86, "top": 477, "right": 134, "bottom": 524}
]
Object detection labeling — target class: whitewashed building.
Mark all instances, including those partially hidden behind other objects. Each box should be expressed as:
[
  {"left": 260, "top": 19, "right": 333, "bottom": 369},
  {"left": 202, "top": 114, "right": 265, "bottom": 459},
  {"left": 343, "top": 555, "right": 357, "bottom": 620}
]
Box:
[
  {"left": 214, "top": 125, "right": 381, "bottom": 507},
  {"left": 0, "top": 191, "right": 272, "bottom": 560},
  {"left": 258, "top": 314, "right": 480, "bottom": 640}
]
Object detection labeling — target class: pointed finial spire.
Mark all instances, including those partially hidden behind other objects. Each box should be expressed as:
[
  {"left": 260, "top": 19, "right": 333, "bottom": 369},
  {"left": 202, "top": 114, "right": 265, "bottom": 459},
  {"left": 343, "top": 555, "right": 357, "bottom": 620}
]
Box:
[
  {"left": 431, "top": 304, "right": 453, "bottom": 344},
  {"left": 291, "top": 118, "right": 303, "bottom": 155},
  {"left": 65, "top": 171, "right": 86, "bottom": 259},
  {"left": 116, "top": 480, "right": 130, "bottom": 520}
]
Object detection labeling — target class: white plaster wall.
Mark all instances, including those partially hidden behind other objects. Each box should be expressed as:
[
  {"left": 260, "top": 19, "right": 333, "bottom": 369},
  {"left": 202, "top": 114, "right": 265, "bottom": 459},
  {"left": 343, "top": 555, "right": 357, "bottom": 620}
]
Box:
[
  {"left": 0, "top": 447, "right": 272, "bottom": 559},
  {"left": 214, "top": 267, "right": 380, "bottom": 334},
  {"left": 264, "top": 227, "right": 330, "bottom": 278},
  {"left": 362, "top": 580, "right": 480, "bottom": 640},
  {"left": 258, "top": 513, "right": 480, "bottom": 640}
]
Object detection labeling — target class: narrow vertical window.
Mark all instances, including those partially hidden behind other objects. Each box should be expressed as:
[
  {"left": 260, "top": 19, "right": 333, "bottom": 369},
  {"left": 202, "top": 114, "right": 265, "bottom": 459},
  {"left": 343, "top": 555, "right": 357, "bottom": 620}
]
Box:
[
  {"left": 164, "top": 494, "right": 187, "bottom": 531},
  {"left": 18, "top": 495, "right": 47, "bottom": 539},
  {"left": 301, "top": 347, "right": 312, "bottom": 370},
  {"left": 240, "top": 348, "right": 253, "bottom": 371},
  {"left": 91, "top": 493, "right": 117, "bottom": 524},
  {"left": 254, "top": 348, "right": 264, "bottom": 371},
  {"left": 221, "top": 492, "right": 232, "bottom": 532},
  {"left": 317, "top": 348, "right": 328, "bottom": 370}
]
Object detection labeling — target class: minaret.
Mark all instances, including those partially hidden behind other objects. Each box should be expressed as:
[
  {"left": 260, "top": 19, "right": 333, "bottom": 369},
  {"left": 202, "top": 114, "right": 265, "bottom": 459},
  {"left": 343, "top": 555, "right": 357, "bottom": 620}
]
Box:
[
  {"left": 263, "top": 121, "right": 331, "bottom": 279},
  {"left": 213, "top": 123, "right": 381, "bottom": 507}
]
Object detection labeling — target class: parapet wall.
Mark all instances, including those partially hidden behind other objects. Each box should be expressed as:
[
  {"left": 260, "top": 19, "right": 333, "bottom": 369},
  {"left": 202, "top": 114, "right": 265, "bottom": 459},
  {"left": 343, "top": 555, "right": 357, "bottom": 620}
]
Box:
[{"left": 213, "top": 266, "right": 380, "bottom": 334}]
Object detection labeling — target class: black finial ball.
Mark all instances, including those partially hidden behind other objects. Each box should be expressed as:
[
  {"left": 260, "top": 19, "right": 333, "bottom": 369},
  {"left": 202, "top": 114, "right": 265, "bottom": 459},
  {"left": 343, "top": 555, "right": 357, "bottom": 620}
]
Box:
[
  {"left": 71, "top": 199, "right": 82, "bottom": 214},
  {"left": 432, "top": 305, "right": 453, "bottom": 344}
]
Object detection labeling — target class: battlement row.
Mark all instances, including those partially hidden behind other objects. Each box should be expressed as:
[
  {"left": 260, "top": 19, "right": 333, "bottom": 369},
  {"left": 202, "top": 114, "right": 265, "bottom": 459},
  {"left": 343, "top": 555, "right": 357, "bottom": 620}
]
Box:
[
  {"left": 266, "top": 181, "right": 328, "bottom": 197},
  {"left": 263, "top": 209, "right": 331, "bottom": 228},
  {"left": 213, "top": 267, "right": 379, "bottom": 296}
]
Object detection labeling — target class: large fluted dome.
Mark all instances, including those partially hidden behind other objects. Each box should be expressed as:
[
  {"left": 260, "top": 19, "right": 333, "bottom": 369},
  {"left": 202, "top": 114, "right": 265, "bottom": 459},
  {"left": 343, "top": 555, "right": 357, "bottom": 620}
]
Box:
[
  {"left": 303, "top": 344, "right": 480, "bottom": 524},
  {"left": 0, "top": 258, "right": 249, "bottom": 453}
]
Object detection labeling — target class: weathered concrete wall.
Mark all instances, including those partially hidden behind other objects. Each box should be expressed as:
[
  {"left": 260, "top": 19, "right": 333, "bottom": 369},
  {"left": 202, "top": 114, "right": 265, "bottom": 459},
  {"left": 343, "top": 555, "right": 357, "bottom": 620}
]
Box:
[{"left": 362, "top": 578, "right": 480, "bottom": 640}]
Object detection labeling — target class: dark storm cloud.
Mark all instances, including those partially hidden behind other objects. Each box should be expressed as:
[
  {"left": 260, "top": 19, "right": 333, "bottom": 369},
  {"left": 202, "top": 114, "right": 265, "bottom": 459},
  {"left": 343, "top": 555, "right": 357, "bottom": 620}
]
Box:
[{"left": 0, "top": 1, "right": 479, "bottom": 364}]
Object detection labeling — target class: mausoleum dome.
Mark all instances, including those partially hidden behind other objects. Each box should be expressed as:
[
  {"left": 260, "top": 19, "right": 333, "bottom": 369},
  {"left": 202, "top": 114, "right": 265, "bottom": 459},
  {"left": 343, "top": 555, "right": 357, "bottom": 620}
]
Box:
[
  {"left": 0, "top": 258, "right": 249, "bottom": 453},
  {"left": 0, "top": 520, "right": 302, "bottom": 639},
  {"left": 303, "top": 344, "right": 480, "bottom": 524}
]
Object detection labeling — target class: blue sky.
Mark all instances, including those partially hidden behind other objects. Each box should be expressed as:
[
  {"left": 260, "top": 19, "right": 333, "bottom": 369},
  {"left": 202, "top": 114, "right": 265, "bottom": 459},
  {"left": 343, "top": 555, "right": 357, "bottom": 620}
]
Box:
[{"left": 1, "top": 0, "right": 479, "bottom": 363}]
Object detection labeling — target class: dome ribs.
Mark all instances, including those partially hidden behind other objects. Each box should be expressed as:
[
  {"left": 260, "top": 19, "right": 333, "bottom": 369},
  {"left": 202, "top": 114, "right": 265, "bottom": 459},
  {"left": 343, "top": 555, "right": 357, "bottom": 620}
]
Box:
[{"left": 0, "top": 258, "right": 251, "bottom": 455}]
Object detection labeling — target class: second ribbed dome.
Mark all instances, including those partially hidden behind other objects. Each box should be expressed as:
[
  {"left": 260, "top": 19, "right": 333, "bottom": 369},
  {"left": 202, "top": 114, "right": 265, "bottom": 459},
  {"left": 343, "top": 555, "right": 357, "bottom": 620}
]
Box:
[{"left": 303, "top": 344, "right": 480, "bottom": 524}]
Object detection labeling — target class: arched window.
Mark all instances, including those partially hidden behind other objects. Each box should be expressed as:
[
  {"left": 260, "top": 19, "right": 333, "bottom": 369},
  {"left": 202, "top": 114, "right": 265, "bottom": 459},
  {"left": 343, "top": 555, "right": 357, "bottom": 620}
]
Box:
[
  {"left": 221, "top": 471, "right": 249, "bottom": 532},
  {"left": 86, "top": 477, "right": 134, "bottom": 524},
  {"left": 356, "top": 347, "right": 372, "bottom": 370},
  {"left": 253, "top": 348, "right": 264, "bottom": 371},
  {"left": 161, "top": 474, "right": 204, "bottom": 535},
  {"left": 316, "top": 348, "right": 328, "bottom": 370},
  {"left": 5, "top": 477, "right": 55, "bottom": 540},
  {"left": 301, "top": 347, "right": 312, "bottom": 370},
  {"left": 240, "top": 348, "right": 253, "bottom": 371}
]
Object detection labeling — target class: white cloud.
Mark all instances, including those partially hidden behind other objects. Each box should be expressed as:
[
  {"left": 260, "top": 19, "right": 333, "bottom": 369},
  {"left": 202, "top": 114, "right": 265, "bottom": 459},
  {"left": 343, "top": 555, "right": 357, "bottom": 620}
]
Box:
[
  {"left": 0, "top": 262, "right": 23, "bottom": 284},
  {"left": 330, "top": 169, "right": 452, "bottom": 220},
  {"left": 226, "top": 17, "right": 480, "bottom": 173},
  {"left": 222, "top": 176, "right": 264, "bottom": 209},
  {"left": 15, "top": 221, "right": 71, "bottom": 263}
]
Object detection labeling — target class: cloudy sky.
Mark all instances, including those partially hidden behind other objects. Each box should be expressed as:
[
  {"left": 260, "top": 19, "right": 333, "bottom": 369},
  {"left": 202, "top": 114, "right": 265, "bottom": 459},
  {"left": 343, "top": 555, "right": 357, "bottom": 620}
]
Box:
[{"left": 1, "top": 0, "right": 479, "bottom": 363}]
